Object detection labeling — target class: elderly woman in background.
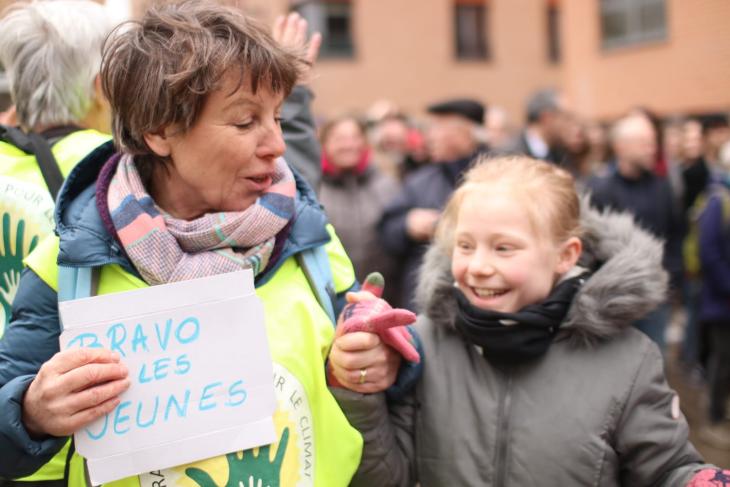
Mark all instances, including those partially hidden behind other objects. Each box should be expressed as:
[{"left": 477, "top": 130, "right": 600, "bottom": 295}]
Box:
[
  {"left": 0, "top": 3, "right": 413, "bottom": 486},
  {"left": 319, "top": 116, "right": 403, "bottom": 305},
  {"left": 0, "top": 0, "right": 113, "bottom": 334}
]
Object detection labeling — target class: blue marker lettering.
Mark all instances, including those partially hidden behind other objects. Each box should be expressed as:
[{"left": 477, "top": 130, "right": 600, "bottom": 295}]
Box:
[
  {"left": 66, "top": 332, "right": 102, "bottom": 349},
  {"left": 136, "top": 396, "right": 159, "bottom": 429},
  {"left": 174, "top": 354, "right": 191, "bottom": 376},
  {"left": 131, "top": 324, "right": 149, "bottom": 353},
  {"left": 199, "top": 382, "right": 222, "bottom": 411},
  {"left": 85, "top": 413, "right": 109, "bottom": 441},
  {"left": 138, "top": 364, "right": 152, "bottom": 384},
  {"left": 176, "top": 317, "right": 199, "bottom": 345},
  {"left": 106, "top": 323, "right": 127, "bottom": 358},
  {"left": 113, "top": 401, "right": 131, "bottom": 435},
  {"left": 154, "top": 319, "right": 172, "bottom": 351},
  {"left": 164, "top": 390, "right": 191, "bottom": 421},
  {"left": 153, "top": 357, "right": 170, "bottom": 380},
  {"left": 226, "top": 380, "right": 247, "bottom": 407}
]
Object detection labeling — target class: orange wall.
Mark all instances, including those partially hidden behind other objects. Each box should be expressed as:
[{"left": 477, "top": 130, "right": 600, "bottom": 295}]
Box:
[
  {"left": 308, "top": 0, "right": 561, "bottom": 122},
  {"left": 4, "top": 0, "right": 727, "bottom": 122},
  {"left": 562, "top": 0, "right": 730, "bottom": 119}
]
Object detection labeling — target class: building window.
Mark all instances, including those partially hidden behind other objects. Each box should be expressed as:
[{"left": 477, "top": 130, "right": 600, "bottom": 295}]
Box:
[
  {"left": 291, "top": 0, "right": 354, "bottom": 58},
  {"left": 600, "top": 0, "right": 667, "bottom": 49},
  {"left": 546, "top": 1, "right": 560, "bottom": 64},
  {"left": 454, "top": 0, "right": 489, "bottom": 60}
]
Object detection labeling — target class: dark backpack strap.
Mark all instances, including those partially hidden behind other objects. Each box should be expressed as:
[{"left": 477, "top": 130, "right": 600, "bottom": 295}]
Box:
[
  {"left": 62, "top": 438, "right": 75, "bottom": 485},
  {"left": 0, "top": 480, "right": 66, "bottom": 487},
  {"left": 0, "top": 125, "right": 64, "bottom": 200}
]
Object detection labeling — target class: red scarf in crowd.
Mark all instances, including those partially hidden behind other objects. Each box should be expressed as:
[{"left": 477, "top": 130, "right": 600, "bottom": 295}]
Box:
[{"left": 321, "top": 149, "right": 371, "bottom": 177}]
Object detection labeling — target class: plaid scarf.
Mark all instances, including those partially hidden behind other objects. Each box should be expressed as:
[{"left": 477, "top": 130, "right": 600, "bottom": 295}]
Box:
[{"left": 107, "top": 154, "right": 296, "bottom": 285}]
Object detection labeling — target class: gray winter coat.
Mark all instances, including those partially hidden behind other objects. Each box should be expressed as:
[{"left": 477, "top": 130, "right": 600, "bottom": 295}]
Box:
[
  {"left": 319, "top": 165, "right": 401, "bottom": 303},
  {"left": 334, "top": 204, "right": 711, "bottom": 487}
]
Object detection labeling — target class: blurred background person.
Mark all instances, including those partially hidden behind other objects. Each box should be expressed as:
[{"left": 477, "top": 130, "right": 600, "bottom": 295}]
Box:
[
  {"left": 679, "top": 116, "right": 730, "bottom": 387},
  {"left": 484, "top": 105, "right": 512, "bottom": 151},
  {"left": 678, "top": 115, "right": 730, "bottom": 220},
  {"left": 370, "top": 113, "right": 428, "bottom": 182},
  {"left": 680, "top": 118, "right": 710, "bottom": 213},
  {"left": 0, "top": 0, "right": 112, "bottom": 336},
  {"left": 588, "top": 113, "right": 683, "bottom": 353},
  {"left": 503, "top": 88, "right": 568, "bottom": 165},
  {"left": 679, "top": 117, "right": 711, "bottom": 377},
  {"left": 630, "top": 107, "right": 668, "bottom": 178},
  {"left": 319, "top": 115, "right": 402, "bottom": 304},
  {"left": 701, "top": 114, "right": 730, "bottom": 168},
  {"left": 662, "top": 115, "right": 688, "bottom": 201},
  {"left": 378, "top": 98, "right": 486, "bottom": 309},
  {"left": 696, "top": 140, "right": 730, "bottom": 450},
  {"left": 561, "top": 113, "right": 595, "bottom": 188},
  {"left": 370, "top": 113, "right": 411, "bottom": 179},
  {"left": 664, "top": 116, "right": 686, "bottom": 165},
  {"left": 585, "top": 119, "right": 612, "bottom": 173},
  {"left": 366, "top": 99, "right": 401, "bottom": 127}
]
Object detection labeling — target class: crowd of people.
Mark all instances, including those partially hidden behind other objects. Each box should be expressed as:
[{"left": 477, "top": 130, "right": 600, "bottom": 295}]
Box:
[
  {"left": 0, "top": 0, "right": 729, "bottom": 486},
  {"left": 334, "top": 88, "right": 730, "bottom": 453}
]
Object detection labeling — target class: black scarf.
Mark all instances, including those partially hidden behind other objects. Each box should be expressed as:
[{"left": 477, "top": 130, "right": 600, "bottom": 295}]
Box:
[{"left": 453, "top": 272, "right": 588, "bottom": 366}]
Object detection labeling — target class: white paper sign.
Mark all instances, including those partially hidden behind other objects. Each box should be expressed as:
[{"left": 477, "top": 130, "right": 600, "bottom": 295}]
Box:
[{"left": 58, "top": 269, "right": 276, "bottom": 485}]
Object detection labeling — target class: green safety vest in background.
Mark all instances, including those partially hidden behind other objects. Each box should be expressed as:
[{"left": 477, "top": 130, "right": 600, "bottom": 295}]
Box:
[
  {"left": 0, "top": 129, "right": 111, "bottom": 335},
  {"left": 23, "top": 226, "right": 363, "bottom": 487},
  {"left": 0, "top": 129, "right": 110, "bottom": 487}
]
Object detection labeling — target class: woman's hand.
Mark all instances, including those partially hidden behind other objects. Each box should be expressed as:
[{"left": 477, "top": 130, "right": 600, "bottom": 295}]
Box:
[
  {"left": 22, "top": 348, "right": 130, "bottom": 438},
  {"left": 329, "top": 329, "right": 401, "bottom": 394},
  {"left": 337, "top": 275, "right": 419, "bottom": 363},
  {"left": 272, "top": 12, "right": 322, "bottom": 85},
  {"left": 328, "top": 273, "right": 418, "bottom": 393}
]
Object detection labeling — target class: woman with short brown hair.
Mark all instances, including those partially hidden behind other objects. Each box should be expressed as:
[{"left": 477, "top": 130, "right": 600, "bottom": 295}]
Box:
[{"left": 0, "top": 3, "right": 410, "bottom": 485}]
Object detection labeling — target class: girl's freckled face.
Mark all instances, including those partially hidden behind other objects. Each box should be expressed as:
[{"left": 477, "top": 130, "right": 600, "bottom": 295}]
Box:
[{"left": 451, "top": 189, "right": 564, "bottom": 313}]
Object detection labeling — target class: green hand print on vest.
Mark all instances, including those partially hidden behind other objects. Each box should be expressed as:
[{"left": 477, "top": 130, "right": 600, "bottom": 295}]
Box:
[
  {"left": 185, "top": 427, "right": 290, "bottom": 487},
  {"left": 0, "top": 212, "right": 39, "bottom": 333}
]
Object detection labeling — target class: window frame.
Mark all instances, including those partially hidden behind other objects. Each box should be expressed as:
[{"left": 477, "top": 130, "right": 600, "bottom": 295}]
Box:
[
  {"left": 599, "top": 0, "right": 668, "bottom": 50},
  {"left": 291, "top": 0, "right": 355, "bottom": 59},
  {"left": 454, "top": 0, "right": 490, "bottom": 61},
  {"left": 546, "top": 2, "right": 561, "bottom": 64}
]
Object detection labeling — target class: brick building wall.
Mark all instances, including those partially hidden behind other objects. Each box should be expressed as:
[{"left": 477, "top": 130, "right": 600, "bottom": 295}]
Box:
[
  {"left": 1, "top": 0, "right": 728, "bottom": 121},
  {"left": 561, "top": 0, "right": 730, "bottom": 119},
  {"left": 252, "top": 0, "right": 730, "bottom": 122},
  {"left": 104, "top": 0, "right": 560, "bottom": 122},
  {"left": 305, "top": 0, "right": 560, "bottom": 122}
]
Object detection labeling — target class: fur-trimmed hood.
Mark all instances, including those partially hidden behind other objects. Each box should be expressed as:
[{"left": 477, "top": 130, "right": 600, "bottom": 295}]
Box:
[{"left": 414, "top": 198, "right": 668, "bottom": 343}]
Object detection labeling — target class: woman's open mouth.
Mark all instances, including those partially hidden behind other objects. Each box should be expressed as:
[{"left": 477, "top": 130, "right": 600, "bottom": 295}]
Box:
[{"left": 245, "top": 174, "right": 273, "bottom": 190}]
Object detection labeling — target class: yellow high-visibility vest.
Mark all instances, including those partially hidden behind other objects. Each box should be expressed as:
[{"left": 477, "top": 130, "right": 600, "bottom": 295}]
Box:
[{"left": 23, "top": 225, "right": 362, "bottom": 487}]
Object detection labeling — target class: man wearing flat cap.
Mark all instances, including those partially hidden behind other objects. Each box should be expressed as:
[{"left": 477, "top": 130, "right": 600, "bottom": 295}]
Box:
[{"left": 378, "top": 98, "right": 488, "bottom": 309}]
